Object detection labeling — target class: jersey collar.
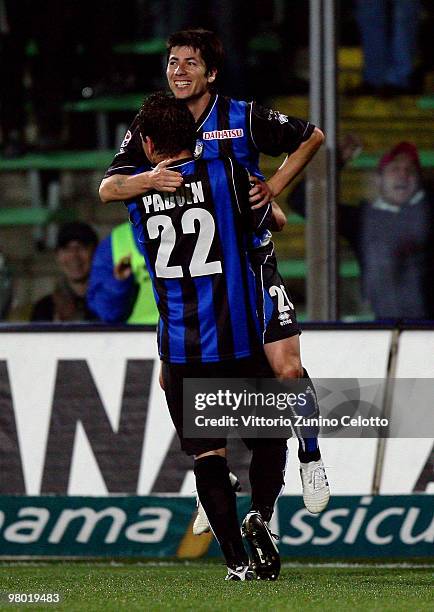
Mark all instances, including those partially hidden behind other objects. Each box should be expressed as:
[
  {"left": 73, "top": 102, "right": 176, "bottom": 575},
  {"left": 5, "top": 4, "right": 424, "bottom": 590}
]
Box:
[
  {"left": 168, "top": 157, "right": 195, "bottom": 169},
  {"left": 150, "top": 157, "right": 194, "bottom": 170},
  {"left": 196, "top": 94, "right": 218, "bottom": 131}
]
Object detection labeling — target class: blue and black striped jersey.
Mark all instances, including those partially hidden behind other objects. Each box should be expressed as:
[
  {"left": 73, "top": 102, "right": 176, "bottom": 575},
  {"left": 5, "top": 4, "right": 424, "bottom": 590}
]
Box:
[
  {"left": 104, "top": 94, "right": 314, "bottom": 180},
  {"left": 106, "top": 94, "right": 314, "bottom": 250},
  {"left": 126, "top": 156, "right": 271, "bottom": 364}
]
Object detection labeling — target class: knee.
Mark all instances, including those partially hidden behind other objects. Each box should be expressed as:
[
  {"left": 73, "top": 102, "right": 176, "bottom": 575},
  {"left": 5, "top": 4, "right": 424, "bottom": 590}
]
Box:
[{"left": 195, "top": 448, "right": 226, "bottom": 460}]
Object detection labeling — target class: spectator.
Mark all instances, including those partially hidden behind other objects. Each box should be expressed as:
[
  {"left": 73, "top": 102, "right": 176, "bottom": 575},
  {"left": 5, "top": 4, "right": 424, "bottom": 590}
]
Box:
[
  {"left": 31, "top": 222, "right": 99, "bottom": 322},
  {"left": 354, "top": 0, "right": 421, "bottom": 95},
  {"left": 87, "top": 221, "right": 158, "bottom": 325},
  {"left": 289, "top": 141, "right": 434, "bottom": 320}
]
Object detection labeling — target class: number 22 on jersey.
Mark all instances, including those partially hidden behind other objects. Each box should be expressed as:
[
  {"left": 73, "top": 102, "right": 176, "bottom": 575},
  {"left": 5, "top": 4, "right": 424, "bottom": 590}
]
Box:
[{"left": 147, "top": 209, "right": 222, "bottom": 278}]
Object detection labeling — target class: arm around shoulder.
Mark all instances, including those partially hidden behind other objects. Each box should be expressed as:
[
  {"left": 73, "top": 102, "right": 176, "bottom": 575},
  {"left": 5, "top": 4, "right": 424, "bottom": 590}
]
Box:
[
  {"left": 99, "top": 173, "right": 151, "bottom": 204},
  {"left": 99, "top": 161, "right": 184, "bottom": 203}
]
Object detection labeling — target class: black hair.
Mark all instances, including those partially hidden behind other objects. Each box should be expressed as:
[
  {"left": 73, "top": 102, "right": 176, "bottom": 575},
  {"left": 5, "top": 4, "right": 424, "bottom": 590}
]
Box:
[
  {"left": 56, "top": 222, "right": 98, "bottom": 250},
  {"left": 166, "top": 28, "right": 224, "bottom": 83},
  {"left": 138, "top": 91, "right": 196, "bottom": 157}
]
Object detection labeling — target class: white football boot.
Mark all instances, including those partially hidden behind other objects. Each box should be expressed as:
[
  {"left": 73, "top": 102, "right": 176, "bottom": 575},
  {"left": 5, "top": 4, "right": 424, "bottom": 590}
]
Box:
[{"left": 300, "top": 459, "right": 330, "bottom": 514}]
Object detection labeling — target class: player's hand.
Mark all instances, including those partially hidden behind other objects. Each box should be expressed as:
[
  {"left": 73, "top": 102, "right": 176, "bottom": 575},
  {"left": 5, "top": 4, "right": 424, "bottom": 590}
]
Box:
[
  {"left": 148, "top": 159, "right": 183, "bottom": 192},
  {"left": 114, "top": 254, "right": 133, "bottom": 281},
  {"left": 249, "top": 176, "right": 274, "bottom": 209}
]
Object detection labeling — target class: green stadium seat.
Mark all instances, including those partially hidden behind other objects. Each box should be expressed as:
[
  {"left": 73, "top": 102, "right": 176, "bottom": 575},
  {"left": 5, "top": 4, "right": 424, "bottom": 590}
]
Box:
[
  {"left": 0, "top": 151, "right": 111, "bottom": 239},
  {"left": 64, "top": 94, "right": 146, "bottom": 114},
  {"left": 287, "top": 213, "right": 305, "bottom": 225},
  {"left": 113, "top": 35, "right": 284, "bottom": 56},
  {"left": 114, "top": 38, "right": 166, "bottom": 55},
  {"left": 279, "top": 258, "right": 360, "bottom": 279},
  {"left": 351, "top": 150, "right": 434, "bottom": 169},
  {"left": 0, "top": 207, "right": 75, "bottom": 227},
  {"left": 417, "top": 96, "right": 434, "bottom": 111},
  {"left": 0, "top": 150, "right": 115, "bottom": 171},
  {"left": 65, "top": 94, "right": 147, "bottom": 149},
  {"left": 248, "top": 33, "right": 282, "bottom": 53}
]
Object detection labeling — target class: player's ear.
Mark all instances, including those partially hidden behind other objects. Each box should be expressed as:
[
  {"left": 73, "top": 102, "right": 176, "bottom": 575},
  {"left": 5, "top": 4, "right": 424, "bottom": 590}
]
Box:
[
  {"left": 142, "top": 135, "right": 154, "bottom": 159},
  {"left": 207, "top": 69, "right": 217, "bottom": 83}
]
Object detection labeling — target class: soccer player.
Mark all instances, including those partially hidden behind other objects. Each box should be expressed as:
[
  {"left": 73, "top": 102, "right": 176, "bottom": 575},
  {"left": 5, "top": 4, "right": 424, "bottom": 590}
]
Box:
[
  {"left": 122, "top": 91, "right": 289, "bottom": 580},
  {"left": 99, "top": 29, "right": 329, "bottom": 516}
]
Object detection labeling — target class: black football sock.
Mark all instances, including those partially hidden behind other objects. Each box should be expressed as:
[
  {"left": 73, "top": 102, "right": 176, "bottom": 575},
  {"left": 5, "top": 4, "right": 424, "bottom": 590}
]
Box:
[
  {"left": 298, "top": 368, "right": 322, "bottom": 463},
  {"left": 298, "top": 438, "right": 321, "bottom": 463},
  {"left": 194, "top": 455, "right": 248, "bottom": 568},
  {"left": 249, "top": 441, "right": 288, "bottom": 522}
]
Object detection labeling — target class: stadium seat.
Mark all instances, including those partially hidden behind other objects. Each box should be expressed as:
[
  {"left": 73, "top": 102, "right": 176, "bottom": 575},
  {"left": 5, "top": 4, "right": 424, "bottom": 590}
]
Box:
[
  {"left": 0, "top": 150, "right": 111, "bottom": 245},
  {"left": 351, "top": 150, "right": 434, "bottom": 169},
  {"left": 279, "top": 258, "right": 360, "bottom": 279},
  {"left": 64, "top": 94, "right": 147, "bottom": 149},
  {"left": 113, "top": 38, "right": 166, "bottom": 55},
  {"left": 417, "top": 95, "right": 434, "bottom": 110},
  {"left": 0, "top": 207, "right": 75, "bottom": 227}
]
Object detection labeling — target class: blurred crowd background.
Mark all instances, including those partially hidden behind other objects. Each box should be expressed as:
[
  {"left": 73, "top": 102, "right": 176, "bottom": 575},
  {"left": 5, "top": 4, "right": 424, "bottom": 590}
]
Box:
[{"left": 0, "top": 0, "right": 433, "bottom": 323}]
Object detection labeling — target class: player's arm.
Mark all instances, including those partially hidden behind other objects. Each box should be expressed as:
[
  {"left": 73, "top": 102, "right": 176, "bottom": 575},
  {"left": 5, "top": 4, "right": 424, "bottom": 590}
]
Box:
[
  {"left": 263, "top": 127, "right": 324, "bottom": 206},
  {"left": 270, "top": 201, "right": 287, "bottom": 231},
  {"left": 99, "top": 116, "right": 183, "bottom": 203},
  {"left": 99, "top": 161, "right": 184, "bottom": 203},
  {"left": 249, "top": 103, "right": 324, "bottom": 208},
  {"left": 247, "top": 179, "right": 286, "bottom": 230}
]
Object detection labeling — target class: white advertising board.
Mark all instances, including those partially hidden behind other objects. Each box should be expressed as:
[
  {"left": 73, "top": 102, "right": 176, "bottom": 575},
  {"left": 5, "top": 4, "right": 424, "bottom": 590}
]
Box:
[
  {"left": 284, "top": 330, "right": 393, "bottom": 496},
  {"left": 0, "top": 329, "right": 431, "bottom": 496},
  {"left": 380, "top": 331, "right": 434, "bottom": 494}
]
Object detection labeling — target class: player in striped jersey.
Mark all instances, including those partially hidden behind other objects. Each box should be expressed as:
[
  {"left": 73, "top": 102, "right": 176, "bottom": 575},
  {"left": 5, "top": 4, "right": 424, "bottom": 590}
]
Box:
[
  {"left": 100, "top": 30, "right": 329, "bottom": 517},
  {"left": 128, "top": 104, "right": 270, "bottom": 364},
  {"left": 126, "top": 91, "right": 287, "bottom": 580}
]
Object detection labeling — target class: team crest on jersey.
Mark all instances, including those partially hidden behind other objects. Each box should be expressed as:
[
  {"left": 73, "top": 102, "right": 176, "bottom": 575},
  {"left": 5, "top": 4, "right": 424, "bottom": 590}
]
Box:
[
  {"left": 194, "top": 139, "right": 204, "bottom": 159},
  {"left": 268, "top": 110, "right": 289, "bottom": 124},
  {"left": 202, "top": 128, "right": 244, "bottom": 140},
  {"left": 120, "top": 130, "right": 132, "bottom": 149}
]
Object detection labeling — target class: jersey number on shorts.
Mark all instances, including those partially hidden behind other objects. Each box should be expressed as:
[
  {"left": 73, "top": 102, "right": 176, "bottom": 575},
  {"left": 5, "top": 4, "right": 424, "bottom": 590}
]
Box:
[
  {"left": 269, "top": 284, "right": 294, "bottom": 312},
  {"left": 147, "top": 210, "right": 222, "bottom": 278}
]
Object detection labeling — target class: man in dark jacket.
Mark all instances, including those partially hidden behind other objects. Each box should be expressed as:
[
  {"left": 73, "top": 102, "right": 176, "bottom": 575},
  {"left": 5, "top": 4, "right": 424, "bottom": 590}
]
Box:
[
  {"left": 290, "top": 141, "right": 434, "bottom": 320},
  {"left": 31, "top": 222, "right": 99, "bottom": 322}
]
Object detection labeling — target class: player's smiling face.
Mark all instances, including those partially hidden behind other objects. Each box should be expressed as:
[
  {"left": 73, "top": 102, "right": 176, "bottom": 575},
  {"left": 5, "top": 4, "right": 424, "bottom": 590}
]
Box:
[{"left": 166, "top": 46, "right": 216, "bottom": 102}]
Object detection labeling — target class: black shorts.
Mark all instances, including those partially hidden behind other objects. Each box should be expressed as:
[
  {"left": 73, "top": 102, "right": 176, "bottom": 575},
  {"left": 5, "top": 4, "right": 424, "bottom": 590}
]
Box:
[
  {"left": 249, "top": 242, "right": 300, "bottom": 344},
  {"left": 162, "top": 353, "right": 287, "bottom": 456}
]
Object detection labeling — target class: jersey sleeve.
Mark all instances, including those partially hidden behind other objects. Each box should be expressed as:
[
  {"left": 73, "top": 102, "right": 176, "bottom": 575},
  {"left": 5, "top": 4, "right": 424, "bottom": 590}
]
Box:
[
  {"left": 232, "top": 162, "right": 272, "bottom": 235},
  {"left": 103, "top": 115, "right": 149, "bottom": 178},
  {"left": 249, "top": 102, "right": 315, "bottom": 157}
]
